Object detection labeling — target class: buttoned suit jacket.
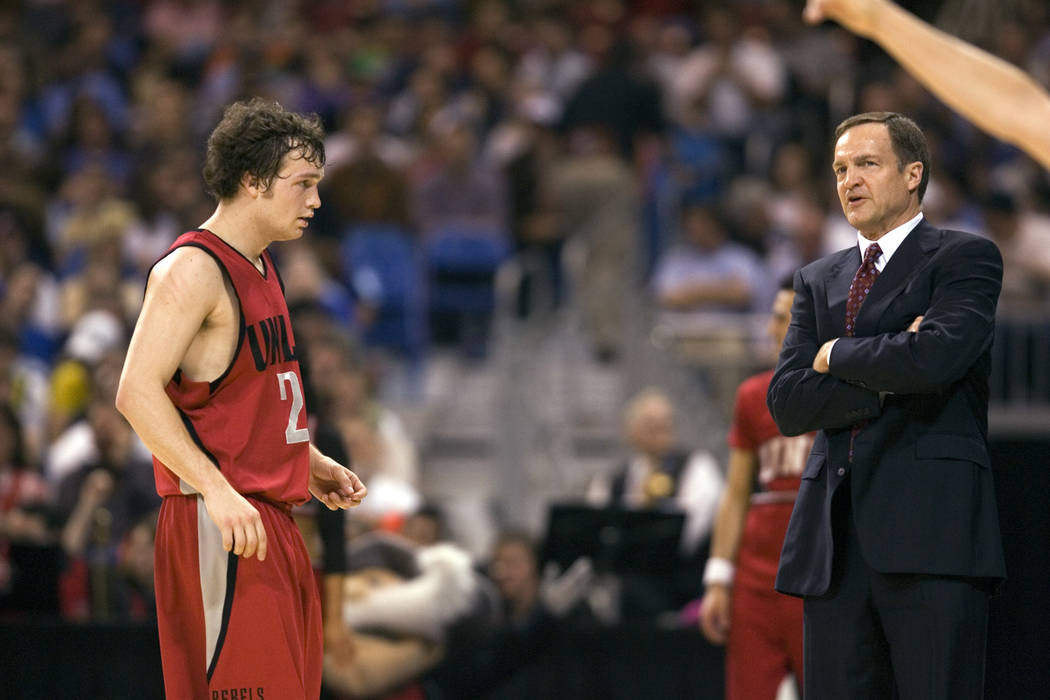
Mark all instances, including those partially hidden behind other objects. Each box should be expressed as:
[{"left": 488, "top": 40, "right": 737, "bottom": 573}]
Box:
[{"left": 768, "top": 219, "right": 1006, "bottom": 597}]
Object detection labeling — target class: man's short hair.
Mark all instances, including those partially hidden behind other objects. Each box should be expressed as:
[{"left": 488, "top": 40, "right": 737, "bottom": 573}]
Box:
[
  {"left": 203, "top": 98, "right": 325, "bottom": 201},
  {"left": 835, "top": 111, "right": 930, "bottom": 202}
]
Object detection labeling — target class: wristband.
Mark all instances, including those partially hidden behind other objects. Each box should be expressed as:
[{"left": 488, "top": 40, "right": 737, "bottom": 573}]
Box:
[{"left": 703, "top": 557, "right": 735, "bottom": 587}]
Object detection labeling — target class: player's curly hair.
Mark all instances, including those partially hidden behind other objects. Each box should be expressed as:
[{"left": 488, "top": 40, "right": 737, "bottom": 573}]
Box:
[{"left": 202, "top": 98, "right": 325, "bottom": 201}]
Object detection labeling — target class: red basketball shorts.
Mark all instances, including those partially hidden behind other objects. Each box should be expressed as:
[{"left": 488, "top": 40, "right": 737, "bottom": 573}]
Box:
[
  {"left": 155, "top": 494, "right": 322, "bottom": 699},
  {"left": 726, "top": 501, "right": 804, "bottom": 700}
]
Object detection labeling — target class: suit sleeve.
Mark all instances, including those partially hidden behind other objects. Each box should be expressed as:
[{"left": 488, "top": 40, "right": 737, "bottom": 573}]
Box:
[
  {"left": 829, "top": 235, "right": 1002, "bottom": 394},
  {"left": 767, "top": 268, "right": 882, "bottom": 436}
]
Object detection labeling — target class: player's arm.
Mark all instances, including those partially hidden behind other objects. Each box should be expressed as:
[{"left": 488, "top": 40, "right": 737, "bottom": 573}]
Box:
[
  {"left": 767, "top": 269, "right": 881, "bottom": 436},
  {"left": 698, "top": 447, "right": 758, "bottom": 645},
  {"left": 805, "top": 0, "right": 1050, "bottom": 170},
  {"left": 308, "top": 444, "right": 367, "bottom": 511},
  {"left": 827, "top": 237, "right": 1002, "bottom": 394},
  {"left": 115, "top": 248, "right": 268, "bottom": 561}
]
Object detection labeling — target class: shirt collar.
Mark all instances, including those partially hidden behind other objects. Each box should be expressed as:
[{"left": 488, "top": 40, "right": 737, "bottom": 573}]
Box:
[{"left": 856, "top": 212, "right": 923, "bottom": 272}]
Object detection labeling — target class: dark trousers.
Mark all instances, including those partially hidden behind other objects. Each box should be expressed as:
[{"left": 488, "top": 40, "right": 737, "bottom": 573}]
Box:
[{"left": 803, "top": 482, "right": 989, "bottom": 700}]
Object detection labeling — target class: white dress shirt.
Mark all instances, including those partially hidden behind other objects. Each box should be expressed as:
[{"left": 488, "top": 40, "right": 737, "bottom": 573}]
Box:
[{"left": 829, "top": 212, "right": 925, "bottom": 366}]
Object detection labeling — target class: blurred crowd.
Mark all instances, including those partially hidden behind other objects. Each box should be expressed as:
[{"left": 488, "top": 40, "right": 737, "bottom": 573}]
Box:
[{"left": 3, "top": 0, "right": 1050, "bottom": 695}]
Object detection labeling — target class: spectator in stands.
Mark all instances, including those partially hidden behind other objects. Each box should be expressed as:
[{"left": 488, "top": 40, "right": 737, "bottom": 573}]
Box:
[
  {"left": 280, "top": 240, "right": 356, "bottom": 330},
  {"left": 0, "top": 257, "right": 62, "bottom": 367},
  {"left": 0, "top": 271, "right": 58, "bottom": 463},
  {"left": 387, "top": 64, "right": 452, "bottom": 144},
  {"left": 412, "top": 115, "right": 509, "bottom": 238},
  {"left": 587, "top": 387, "right": 723, "bottom": 615},
  {"left": 54, "top": 395, "right": 160, "bottom": 619},
  {"left": 588, "top": 387, "right": 723, "bottom": 558},
  {"left": 668, "top": 6, "right": 786, "bottom": 174},
  {"left": 765, "top": 140, "right": 822, "bottom": 239},
  {"left": 326, "top": 526, "right": 486, "bottom": 699},
  {"left": 517, "top": 12, "right": 594, "bottom": 106},
  {"left": 551, "top": 124, "right": 640, "bottom": 362},
  {"left": 562, "top": 31, "right": 664, "bottom": 160},
  {"left": 0, "top": 403, "right": 58, "bottom": 615},
  {"left": 491, "top": 89, "right": 565, "bottom": 318},
  {"left": 459, "top": 42, "right": 515, "bottom": 139},
  {"left": 652, "top": 200, "right": 768, "bottom": 314},
  {"left": 980, "top": 191, "right": 1050, "bottom": 311},
  {"left": 427, "top": 528, "right": 584, "bottom": 699},
  {"left": 322, "top": 101, "right": 412, "bottom": 232},
  {"left": 402, "top": 503, "right": 448, "bottom": 548},
  {"left": 124, "top": 149, "right": 210, "bottom": 279},
  {"left": 54, "top": 95, "right": 132, "bottom": 191},
  {"left": 44, "top": 309, "right": 128, "bottom": 467},
  {"left": 765, "top": 197, "right": 831, "bottom": 288},
  {"left": 58, "top": 234, "right": 140, "bottom": 330},
  {"left": 489, "top": 530, "right": 545, "bottom": 627}
]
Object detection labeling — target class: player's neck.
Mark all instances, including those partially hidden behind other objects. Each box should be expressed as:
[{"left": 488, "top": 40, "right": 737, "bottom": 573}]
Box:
[{"left": 200, "top": 202, "right": 269, "bottom": 269}]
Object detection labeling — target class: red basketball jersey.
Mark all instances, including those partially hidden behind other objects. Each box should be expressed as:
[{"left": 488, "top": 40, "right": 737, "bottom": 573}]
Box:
[
  {"left": 728, "top": 369, "right": 814, "bottom": 592},
  {"left": 727, "top": 369, "right": 811, "bottom": 494},
  {"left": 152, "top": 229, "right": 311, "bottom": 506}
]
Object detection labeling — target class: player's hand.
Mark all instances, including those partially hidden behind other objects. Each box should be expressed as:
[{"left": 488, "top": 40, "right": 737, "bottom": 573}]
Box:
[
  {"left": 698, "top": 584, "right": 732, "bottom": 645},
  {"left": 202, "top": 483, "right": 267, "bottom": 561},
  {"left": 803, "top": 0, "right": 883, "bottom": 37},
  {"left": 907, "top": 315, "right": 924, "bottom": 332},
  {"left": 309, "top": 454, "right": 367, "bottom": 510}
]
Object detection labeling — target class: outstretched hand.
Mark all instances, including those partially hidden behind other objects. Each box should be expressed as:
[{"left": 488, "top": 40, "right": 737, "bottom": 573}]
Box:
[
  {"left": 309, "top": 454, "right": 367, "bottom": 510},
  {"left": 803, "top": 0, "right": 883, "bottom": 37}
]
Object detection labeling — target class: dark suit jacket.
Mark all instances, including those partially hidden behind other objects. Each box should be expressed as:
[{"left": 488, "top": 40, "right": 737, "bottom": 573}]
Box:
[{"left": 768, "top": 219, "right": 1006, "bottom": 597}]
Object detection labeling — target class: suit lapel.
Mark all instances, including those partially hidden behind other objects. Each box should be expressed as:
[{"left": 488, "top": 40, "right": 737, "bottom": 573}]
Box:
[
  {"left": 854, "top": 220, "right": 941, "bottom": 337},
  {"left": 826, "top": 248, "right": 860, "bottom": 338}
]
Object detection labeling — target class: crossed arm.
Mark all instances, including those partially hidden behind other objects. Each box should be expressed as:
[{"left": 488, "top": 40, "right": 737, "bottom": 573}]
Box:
[
  {"left": 768, "top": 237, "right": 1002, "bottom": 436},
  {"left": 767, "top": 270, "right": 882, "bottom": 437},
  {"left": 821, "top": 238, "right": 1001, "bottom": 395}
]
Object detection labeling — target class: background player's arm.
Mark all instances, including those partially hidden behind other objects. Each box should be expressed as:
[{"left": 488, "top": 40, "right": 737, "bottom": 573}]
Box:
[
  {"left": 804, "top": 0, "right": 1050, "bottom": 170},
  {"left": 699, "top": 447, "right": 758, "bottom": 645},
  {"left": 116, "top": 248, "right": 268, "bottom": 561}
]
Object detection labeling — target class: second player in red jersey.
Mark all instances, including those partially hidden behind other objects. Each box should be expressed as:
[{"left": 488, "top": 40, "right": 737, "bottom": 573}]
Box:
[{"left": 699, "top": 282, "right": 811, "bottom": 700}]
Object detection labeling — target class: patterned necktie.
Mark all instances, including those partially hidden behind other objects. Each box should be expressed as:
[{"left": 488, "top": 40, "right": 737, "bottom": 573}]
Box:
[
  {"left": 845, "top": 242, "right": 882, "bottom": 337},
  {"left": 846, "top": 242, "right": 881, "bottom": 462}
]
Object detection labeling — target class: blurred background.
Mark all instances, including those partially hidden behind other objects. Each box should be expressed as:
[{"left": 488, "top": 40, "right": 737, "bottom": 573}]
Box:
[{"left": 0, "top": 0, "right": 1047, "bottom": 698}]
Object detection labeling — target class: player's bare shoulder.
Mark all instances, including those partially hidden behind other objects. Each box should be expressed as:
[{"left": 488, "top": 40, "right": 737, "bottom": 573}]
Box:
[
  {"left": 142, "top": 245, "right": 240, "bottom": 381},
  {"left": 147, "top": 246, "right": 236, "bottom": 325}
]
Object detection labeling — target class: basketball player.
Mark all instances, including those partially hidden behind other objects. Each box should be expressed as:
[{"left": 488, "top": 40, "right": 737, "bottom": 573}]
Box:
[
  {"left": 116, "top": 98, "right": 366, "bottom": 699},
  {"left": 698, "top": 279, "right": 810, "bottom": 699}
]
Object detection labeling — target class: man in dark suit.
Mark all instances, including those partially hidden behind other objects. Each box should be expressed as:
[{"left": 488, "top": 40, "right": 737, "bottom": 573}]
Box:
[{"left": 767, "top": 111, "right": 1005, "bottom": 699}]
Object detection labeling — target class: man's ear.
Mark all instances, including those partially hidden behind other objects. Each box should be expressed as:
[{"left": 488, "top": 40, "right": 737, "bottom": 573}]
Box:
[
  {"left": 905, "top": 161, "right": 924, "bottom": 194},
  {"left": 241, "top": 173, "right": 263, "bottom": 198}
]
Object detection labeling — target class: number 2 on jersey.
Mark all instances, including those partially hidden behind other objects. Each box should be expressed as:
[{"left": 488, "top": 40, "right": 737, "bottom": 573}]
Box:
[{"left": 277, "top": 371, "right": 310, "bottom": 444}]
